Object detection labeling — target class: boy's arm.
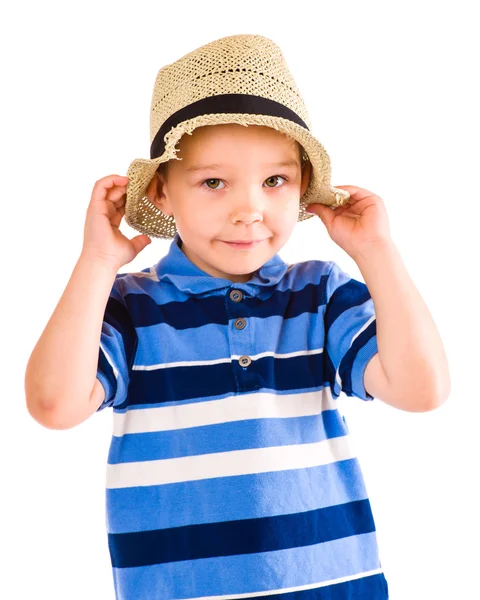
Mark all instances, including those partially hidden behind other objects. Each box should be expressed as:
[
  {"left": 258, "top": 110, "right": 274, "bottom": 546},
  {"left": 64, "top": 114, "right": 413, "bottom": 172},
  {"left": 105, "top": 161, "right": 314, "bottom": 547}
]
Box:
[
  {"left": 24, "top": 253, "right": 118, "bottom": 429},
  {"left": 357, "top": 240, "right": 451, "bottom": 411}
]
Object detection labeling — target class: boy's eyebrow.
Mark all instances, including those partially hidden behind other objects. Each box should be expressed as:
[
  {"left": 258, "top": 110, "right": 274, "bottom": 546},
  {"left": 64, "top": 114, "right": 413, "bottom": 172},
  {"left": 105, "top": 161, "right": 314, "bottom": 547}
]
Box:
[{"left": 185, "top": 159, "right": 299, "bottom": 173}]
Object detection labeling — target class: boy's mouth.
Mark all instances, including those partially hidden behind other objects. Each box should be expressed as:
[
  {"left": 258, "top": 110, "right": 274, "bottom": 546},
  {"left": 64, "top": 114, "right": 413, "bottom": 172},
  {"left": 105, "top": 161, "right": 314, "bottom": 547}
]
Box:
[{"left": 221, "top": 239, "right": 264, "bottom": 249}]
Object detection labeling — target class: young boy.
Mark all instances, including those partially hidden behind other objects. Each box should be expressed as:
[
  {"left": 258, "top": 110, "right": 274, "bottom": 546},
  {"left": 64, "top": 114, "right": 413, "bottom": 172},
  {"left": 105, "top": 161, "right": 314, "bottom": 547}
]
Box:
[{"left": 25, "top": 35, "right": 450, "bottom": 599}]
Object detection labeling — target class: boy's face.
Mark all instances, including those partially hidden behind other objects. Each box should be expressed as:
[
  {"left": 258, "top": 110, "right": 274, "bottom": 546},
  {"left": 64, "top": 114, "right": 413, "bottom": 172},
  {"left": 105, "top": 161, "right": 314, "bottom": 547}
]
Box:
[{"left": 146, "top": 124, "right": 312, "bottom": 283}]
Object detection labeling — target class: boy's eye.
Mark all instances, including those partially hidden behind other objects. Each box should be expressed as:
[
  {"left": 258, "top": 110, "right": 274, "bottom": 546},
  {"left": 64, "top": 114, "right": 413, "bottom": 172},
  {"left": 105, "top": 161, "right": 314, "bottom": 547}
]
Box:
[
  {"left": 204, "top": 178, "right": 223, "bottom": 190},
  {"left": 202, "top": 175, "right": 287, "bottom": 191},
  {"left": 265, "top": 176, "right": 286, "bottom": 188}
]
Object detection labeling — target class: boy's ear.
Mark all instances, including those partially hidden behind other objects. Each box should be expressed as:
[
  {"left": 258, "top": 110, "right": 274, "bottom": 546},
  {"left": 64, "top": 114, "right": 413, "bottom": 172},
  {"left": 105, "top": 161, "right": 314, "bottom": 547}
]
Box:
[{"left": 145, "top": 173, "right": 173, "bottom": 216}]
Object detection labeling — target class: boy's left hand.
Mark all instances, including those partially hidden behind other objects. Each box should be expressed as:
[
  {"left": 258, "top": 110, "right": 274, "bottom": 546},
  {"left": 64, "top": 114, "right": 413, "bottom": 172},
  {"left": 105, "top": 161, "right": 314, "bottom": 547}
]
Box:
[{"left": 305, "top": 185, "right": 392, "bottom": 259}]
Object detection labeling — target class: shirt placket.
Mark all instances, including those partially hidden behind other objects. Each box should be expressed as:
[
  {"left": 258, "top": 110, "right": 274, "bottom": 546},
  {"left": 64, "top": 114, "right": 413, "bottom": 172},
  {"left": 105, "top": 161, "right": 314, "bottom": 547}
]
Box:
[{"left": 226, "top": 287, "right": 260, "bottom": 393}]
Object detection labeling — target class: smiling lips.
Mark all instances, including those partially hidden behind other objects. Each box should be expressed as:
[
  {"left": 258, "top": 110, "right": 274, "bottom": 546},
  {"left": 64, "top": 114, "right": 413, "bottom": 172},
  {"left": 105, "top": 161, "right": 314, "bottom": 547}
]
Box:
[{"left": 221, "top": 239, "right": 264, "bottom": 249}]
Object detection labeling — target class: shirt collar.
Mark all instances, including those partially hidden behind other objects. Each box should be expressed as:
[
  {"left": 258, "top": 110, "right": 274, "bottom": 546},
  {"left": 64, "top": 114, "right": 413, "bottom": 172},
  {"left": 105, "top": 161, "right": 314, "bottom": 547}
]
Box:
[{"left": 154, "top": 233, "right": 290, "bottom": 295}]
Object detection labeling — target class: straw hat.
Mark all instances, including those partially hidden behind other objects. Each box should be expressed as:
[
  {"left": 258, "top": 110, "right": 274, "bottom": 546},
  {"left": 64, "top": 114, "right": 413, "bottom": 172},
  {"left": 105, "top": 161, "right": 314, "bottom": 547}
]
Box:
[{"left": 124, "top": 34, "right": 350, "bottom": 239}]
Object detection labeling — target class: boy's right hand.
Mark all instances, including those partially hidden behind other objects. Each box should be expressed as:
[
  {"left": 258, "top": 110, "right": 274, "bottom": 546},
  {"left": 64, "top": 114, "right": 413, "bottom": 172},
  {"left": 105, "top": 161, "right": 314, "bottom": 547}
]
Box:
[{"left": 81, "top": 175, "right": 152, "bottom": 269}]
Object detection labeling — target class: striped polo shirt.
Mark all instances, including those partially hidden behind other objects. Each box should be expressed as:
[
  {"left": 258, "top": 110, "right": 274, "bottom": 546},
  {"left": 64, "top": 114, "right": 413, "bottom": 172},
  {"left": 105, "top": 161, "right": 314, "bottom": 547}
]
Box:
[{"left": 96, "top": 233, "right": 389, "bottom": 600}]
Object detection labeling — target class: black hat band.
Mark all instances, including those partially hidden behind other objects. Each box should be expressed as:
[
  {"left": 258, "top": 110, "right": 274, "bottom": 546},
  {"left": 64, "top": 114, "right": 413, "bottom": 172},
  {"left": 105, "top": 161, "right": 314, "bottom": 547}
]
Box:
[{"left": 150, "top": 93, "right": 310, "bottom": 160}]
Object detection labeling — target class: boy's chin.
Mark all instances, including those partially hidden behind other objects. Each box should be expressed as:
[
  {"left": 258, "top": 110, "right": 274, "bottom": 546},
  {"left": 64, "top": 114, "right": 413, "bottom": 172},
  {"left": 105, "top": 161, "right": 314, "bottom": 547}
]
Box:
[{"left": 210, "top": 254, "right": 266, "bottom": 278}]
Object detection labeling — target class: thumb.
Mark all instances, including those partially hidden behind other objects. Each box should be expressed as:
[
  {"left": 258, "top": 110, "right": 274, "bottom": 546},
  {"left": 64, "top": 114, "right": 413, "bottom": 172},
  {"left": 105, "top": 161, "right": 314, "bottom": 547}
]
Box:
[{"left": 130, "top": 234, "right": 152, "bottom": 256}]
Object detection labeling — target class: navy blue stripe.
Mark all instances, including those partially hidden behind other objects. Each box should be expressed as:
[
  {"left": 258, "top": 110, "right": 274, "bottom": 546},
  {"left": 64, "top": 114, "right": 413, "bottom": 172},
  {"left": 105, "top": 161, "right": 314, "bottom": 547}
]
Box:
[
  {"left": 124, "top": 279, "right": 328, "bottom": 330},
  {"left": 239, "top": 573, "right": 388, "bottom": 599},
  {"left": 127, "top": 352, "right": 326, "bottom": 406},
  {"left": 325, "top": 279, "right": 372, "bottom": 329},
  {"left": 103, "top": 297, "right": 138, "bottom": 370},
  {"left": 150, "top": 93, "right": 310, "bottom": 160},
  {"left": 108, "top": 498, "right": 376, "bottom": 568},
  {"left": 126, "top": 293, "right": 228, "bottom": 328}
]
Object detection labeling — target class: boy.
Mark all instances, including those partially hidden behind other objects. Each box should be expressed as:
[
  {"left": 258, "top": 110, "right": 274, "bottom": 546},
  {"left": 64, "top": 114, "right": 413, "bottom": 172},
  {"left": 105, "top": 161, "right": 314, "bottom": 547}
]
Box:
[{"left": 25, "top": 35, "right": 450, "bottom": 599}]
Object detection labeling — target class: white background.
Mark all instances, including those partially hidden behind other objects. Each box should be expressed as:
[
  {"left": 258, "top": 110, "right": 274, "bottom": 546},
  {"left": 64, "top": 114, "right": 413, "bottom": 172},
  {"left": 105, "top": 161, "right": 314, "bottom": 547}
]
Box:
[{"left": 2, "top": 1, "right": 479, "bottom": 598}]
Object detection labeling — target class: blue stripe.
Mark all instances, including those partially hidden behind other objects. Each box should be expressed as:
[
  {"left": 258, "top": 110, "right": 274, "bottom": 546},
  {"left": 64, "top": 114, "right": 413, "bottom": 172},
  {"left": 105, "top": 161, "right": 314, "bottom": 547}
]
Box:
[
  {"left": 134, "top": 311, "right": 326, "bottom": 365},
  {"left": 340, "top": 320, "right": 377, "bottom": 398},
  {"left": 352, "top": 334, "right": 379, "bottom": 400},
  {"left": 108, "top": 408, "right": 345, "bottom": 463},
  {"left": 327, "top": 300, "right": 374, "bottom": 367},
  {"left": 106, "top": 458, "right": 369, "bottom": 534},
  {"left": 111, "top": 533, "right": 386, "bottom": 598},
  {"left": 108, "top": 498, "right": 376, "bottom": 567}
]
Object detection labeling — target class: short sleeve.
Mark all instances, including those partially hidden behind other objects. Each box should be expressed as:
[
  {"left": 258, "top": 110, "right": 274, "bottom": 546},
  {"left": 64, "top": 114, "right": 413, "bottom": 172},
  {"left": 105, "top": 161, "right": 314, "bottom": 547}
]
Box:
[
  {"left": 96, "top": 279, "right": 137, "bottom": 411},
  {"left": 323, "top": 261, "right": 378, "bottom": 401}
]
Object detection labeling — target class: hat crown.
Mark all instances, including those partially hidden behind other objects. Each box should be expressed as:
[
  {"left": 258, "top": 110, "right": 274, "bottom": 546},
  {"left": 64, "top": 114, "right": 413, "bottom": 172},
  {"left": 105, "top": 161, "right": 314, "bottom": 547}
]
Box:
[{"left": 149, "top": 34, "right": 312, "bottom": 143}]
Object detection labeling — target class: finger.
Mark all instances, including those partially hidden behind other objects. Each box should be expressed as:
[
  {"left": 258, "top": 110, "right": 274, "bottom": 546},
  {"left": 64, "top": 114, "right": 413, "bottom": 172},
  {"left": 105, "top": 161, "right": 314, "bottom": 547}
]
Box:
[
  {"left": 100, "top": 194, "right": 126, "bottom": 225},
  {"left": 307, "top": 203, "right": 335, "bottom": 227},
  {"left": 93, "top": 174, "right": 129, "bottom": 192},
  {"left": 334, "top": 203, "right": 361, "bottom": 217},
  {"left": 110, "top": 205, "right": 126, "bottom": 228},
  {"left": 129, "top": 234, "right": 152, "bottom": 255},
  {"left": 92, "top": 175, "right": 129, "bottom": 203},
  {"left": 335, "top": 185, "right": 378, "bottom": 202},
  {"left": 105, "top": 186, "right": 127, "bottom": 206},
  {"left": 331, "top": 202, "right": 351, "bottom": 214}
]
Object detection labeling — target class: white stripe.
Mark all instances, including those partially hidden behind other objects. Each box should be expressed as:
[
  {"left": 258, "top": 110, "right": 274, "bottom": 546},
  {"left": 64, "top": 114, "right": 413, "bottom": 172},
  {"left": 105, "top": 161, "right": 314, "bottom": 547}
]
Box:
[
  {"left": 133, "top": 356, "right": 232, "bottom": 370},
  {"left": 106, "top": 433, "right": 356, "bottom": 489},
  {"left": 246, "top": 348, "right": 323, "bottom": 361},
  {"left": 335, "top": 369, "right": 342, "bottom": 390},
  {"left": 353, "top": 315, "right": 376, "bottom": 344},
  {"left": 132, "top": 347, "right": 324, "bottom": 371},
  {"left": 99, "top": 342, "right": 118, "bottom": 380},
  {"left": 113, "top": 388, "right": 336, "bottom": 436},
  {"left": 173, "top": 568, "right": 385, "bottom": 600}
]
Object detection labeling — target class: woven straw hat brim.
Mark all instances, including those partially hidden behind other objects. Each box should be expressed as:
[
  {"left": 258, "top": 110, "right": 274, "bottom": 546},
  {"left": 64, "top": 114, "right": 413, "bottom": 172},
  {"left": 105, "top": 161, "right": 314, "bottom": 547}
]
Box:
[{"left": 124, "top": 113, "right": 350, "bottom": 239}]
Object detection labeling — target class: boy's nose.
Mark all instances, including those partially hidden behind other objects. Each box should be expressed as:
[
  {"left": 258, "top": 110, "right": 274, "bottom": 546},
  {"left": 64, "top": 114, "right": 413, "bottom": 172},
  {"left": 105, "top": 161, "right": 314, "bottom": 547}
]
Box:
[{"left": 230, "top": 190, "right": 265, "bottom": 225}]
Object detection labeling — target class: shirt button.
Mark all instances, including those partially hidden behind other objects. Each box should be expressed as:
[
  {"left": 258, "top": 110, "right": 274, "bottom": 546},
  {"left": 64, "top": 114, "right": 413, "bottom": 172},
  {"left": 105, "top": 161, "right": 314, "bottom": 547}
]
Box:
[
  {"left": 239, "top": 355, "right": 252, "bottom": 367},
  {"left": 229, "top": 289, "right": 243, "bottom": 302},
  {"left": 234, "top": 318, "right": 246, "bottom": 330}
]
